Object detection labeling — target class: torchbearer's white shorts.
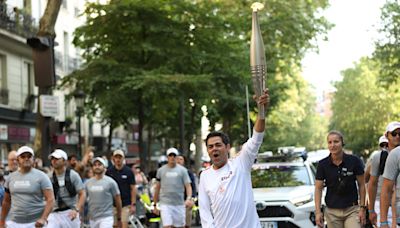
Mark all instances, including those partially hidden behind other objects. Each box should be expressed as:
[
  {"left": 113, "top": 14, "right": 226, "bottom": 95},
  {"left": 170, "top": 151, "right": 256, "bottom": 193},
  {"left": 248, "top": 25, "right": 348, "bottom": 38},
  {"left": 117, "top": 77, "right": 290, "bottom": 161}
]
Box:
[
  {"left": 89, "top": 216, "right": 114, "bottom": 228},
  {"left": 47, "top": 209, "right": 81, "bottom": 228},
  {"left": 160, "top": 204, "right": 185, "bottom": 227}
]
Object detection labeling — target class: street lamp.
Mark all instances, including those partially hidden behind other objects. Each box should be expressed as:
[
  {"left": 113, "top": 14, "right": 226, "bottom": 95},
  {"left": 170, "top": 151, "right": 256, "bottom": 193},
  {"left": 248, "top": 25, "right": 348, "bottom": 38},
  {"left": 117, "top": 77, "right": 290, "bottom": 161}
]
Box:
[{"left": 74, "top": 90, "right": 85, "bottom": 158}]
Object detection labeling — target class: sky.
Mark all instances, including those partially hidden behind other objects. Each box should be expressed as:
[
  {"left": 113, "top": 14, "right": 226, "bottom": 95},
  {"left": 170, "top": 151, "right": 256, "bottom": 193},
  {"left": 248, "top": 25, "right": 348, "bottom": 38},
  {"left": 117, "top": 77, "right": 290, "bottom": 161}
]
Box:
[{"left": 301, "top": 0, "right": 385, "bottom": 96}]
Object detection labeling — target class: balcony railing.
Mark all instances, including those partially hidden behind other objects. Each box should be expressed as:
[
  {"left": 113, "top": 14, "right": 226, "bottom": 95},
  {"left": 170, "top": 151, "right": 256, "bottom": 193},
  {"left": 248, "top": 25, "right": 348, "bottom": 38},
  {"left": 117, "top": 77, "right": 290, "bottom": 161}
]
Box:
[
  {"left": 0, "top": 3, "right": 38, "bottom": 38},
  {"left": 54, "top": 50, "right": 82, "bottom": 75}
]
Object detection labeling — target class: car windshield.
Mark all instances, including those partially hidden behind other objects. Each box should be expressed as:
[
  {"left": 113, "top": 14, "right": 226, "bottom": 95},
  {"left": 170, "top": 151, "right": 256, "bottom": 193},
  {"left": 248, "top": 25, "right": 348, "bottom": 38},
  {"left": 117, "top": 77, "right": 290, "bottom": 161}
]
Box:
[{"left": 251, "top": 165, "right": 311, "bottom": 188}]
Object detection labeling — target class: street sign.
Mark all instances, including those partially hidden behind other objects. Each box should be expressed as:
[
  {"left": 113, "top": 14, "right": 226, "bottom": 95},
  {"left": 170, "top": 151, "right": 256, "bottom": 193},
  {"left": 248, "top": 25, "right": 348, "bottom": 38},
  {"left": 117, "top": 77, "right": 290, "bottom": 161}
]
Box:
[{"left": 40, "top": 95, "right": 59, "bottom": 117}]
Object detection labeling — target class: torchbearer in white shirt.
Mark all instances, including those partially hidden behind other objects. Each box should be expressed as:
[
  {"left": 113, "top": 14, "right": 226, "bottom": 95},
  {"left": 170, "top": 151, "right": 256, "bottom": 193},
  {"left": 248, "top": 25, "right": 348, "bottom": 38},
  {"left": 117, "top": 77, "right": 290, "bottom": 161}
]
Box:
[{"left": 198, "top": 89, "right": 269, "bottom": 228}]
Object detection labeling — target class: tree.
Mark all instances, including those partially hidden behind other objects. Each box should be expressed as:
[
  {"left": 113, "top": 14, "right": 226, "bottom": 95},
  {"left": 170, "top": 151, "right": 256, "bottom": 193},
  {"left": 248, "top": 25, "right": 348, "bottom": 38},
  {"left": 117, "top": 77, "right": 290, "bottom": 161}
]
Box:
[
  {"left": 32, "top": 0, "right": 62, "bottom": 160},
  {"left": 262, "top": 68, "right": 327, "bottom": 152},
  {"left": 374, "top": 0, "right": 400, "bottom": 85},
  {"left": 330, "top": 57, "right": 400, "bottom": 155},
  {"left": 61, "top": 0, "right": 331, "bottom": 168}
]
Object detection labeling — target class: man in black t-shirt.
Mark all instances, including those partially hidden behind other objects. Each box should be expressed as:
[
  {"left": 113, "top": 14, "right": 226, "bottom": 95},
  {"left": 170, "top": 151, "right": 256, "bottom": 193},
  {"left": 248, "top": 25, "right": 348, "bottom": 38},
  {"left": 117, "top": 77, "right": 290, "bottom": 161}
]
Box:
[{"left": 106, "top": 150, "right": 137, "bottom": 228}]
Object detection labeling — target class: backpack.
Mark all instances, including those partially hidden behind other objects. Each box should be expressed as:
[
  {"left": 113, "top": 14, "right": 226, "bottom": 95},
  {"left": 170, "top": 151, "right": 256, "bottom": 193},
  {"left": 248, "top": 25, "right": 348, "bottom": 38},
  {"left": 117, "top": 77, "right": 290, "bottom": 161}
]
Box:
[
  {"left": 378, "top": 150, "right": 388, "bottom": 175},
  {"left": 52, "top": 168, "right": 77, "bottom": 198}
]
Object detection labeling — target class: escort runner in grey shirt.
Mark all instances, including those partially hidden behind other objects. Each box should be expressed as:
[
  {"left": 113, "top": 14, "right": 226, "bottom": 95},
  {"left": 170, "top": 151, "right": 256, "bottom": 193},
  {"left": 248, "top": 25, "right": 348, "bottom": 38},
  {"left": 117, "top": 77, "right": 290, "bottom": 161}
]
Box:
[
  {"left": 85, "top": 175, "right": 120, "bottom": 220},
  {"left": 370, "top": 151, "right": 385, "bottom": 200},
  {"left": 5, "top": 168, "right": 53, "bottom": 223},
  {"left": 156, "top": 164, "right": 191, "bottom": 205},
  {"left": 53, "top": 169, "right": 84, "bottom": 210},
  {"left": 383, "top": 147, "right": 400, "bottom": 181}
]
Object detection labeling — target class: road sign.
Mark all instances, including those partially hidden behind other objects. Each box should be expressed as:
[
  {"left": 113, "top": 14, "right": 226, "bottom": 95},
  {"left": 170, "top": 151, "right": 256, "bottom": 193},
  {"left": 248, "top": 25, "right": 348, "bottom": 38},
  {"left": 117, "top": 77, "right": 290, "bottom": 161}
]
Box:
[{"left": 40, "top": 95, "right": 59, "bottom": 117}]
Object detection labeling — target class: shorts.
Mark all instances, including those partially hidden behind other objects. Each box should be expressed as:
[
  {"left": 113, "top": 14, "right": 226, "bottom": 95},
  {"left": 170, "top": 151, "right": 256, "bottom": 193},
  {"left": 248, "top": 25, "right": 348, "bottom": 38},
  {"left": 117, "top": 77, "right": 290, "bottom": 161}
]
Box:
[
  {"left": 47, "top": 209, "right": 81, "bottom": 228},
  {"left": 90, "top": 216, "right": 113, "bottom": 228},
  {"left": 113, "top": 205, "right": 131, "bottom": 224},
  {"left": 160, "top": 204, "right": 185, "bottom": 227},
  {"left": 185, "top": 206, "right": 192, "bottom": 226},
  {"left": 5, "top": 221, "right": 36, "bottom": 228}
]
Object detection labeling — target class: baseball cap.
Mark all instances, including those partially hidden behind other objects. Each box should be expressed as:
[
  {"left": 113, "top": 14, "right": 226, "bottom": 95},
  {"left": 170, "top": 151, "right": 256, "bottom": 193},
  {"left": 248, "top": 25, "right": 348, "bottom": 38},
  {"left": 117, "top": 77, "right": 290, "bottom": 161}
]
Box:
[
  {"left": 386, "top": 121, "right": 400, "bottom": 133},
  {"left": 93, "top": 157, "right": 107, "bottom": 167},
  {"left": 113, "top": 149, "right": 125, "bottom": 157},
  {"left": 16, "top": 146, "right": 34, "bottom": 157},
  {"left": 49, "top": 149, "right": 68, "bottom": 160},
  {"left": 166, "top": 147, "right": 179, "bottom": 156},
  {"left": 379, "top": 135, "right": 388, "bottom": 145}
]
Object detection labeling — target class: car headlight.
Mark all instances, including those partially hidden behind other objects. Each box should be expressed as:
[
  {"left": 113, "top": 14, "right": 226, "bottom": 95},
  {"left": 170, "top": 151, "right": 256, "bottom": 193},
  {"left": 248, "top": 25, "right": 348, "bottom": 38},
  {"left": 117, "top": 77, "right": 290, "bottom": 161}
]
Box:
[{"left": 290, "top": 193, "right": 313, "bottom": 206}]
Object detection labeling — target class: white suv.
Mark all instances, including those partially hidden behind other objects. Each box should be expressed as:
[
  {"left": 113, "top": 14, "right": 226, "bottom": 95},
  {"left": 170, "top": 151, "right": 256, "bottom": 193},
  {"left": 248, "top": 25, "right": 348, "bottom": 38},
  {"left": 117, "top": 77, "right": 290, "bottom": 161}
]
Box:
[{"left": 252, "top": 154, "right": 319, "bottom": 228}]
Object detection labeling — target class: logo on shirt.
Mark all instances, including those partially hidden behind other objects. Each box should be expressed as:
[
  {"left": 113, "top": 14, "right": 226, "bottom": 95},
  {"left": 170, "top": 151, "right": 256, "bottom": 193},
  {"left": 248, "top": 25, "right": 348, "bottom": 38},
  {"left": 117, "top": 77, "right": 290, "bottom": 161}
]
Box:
[
  {"left": 221, "top": 171, "right": 233, "bottom": 181},
  {"left": 166, "top": 172, "right": 178, "bottom": 177},
  {"left": 13, "top": 180, "right": 31, "bottom": 188},
  {"left": 89, "top": 185, "right": 104, "bottom": 192}
]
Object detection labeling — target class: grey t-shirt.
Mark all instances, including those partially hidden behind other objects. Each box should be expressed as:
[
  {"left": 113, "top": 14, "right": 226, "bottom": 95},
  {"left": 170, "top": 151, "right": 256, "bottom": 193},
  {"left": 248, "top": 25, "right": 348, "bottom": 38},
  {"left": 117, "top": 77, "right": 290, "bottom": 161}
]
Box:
[
  {"left": 156, "top": 164, "right": 191, "bottom": 206},
  {"left": 85, "top": 175, "right": 120, "bottom": 220},
  {"left": 52, "top": 169, "right": 84, "bottom": 210},
  {"left": 370, "top": 151, "right": 385, "bottom": 200},
  {"left": 383, "top": 147, "right": 400, "bottom": 181},
  {"left": 5, "top": 168, "right": 53, "bottom": 223}
]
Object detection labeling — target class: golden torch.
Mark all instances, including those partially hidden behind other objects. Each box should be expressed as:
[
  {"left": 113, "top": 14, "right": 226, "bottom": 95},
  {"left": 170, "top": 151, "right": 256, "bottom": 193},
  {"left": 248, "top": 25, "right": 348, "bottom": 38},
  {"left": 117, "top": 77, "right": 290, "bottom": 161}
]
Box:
[{"left": 250, "top": 2, "right": 266, "bottom": 119}]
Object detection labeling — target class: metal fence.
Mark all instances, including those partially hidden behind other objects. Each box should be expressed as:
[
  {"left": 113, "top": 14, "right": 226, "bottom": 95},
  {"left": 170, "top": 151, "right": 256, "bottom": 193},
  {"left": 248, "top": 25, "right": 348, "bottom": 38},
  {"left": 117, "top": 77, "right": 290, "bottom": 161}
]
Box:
[{"left": 0, "top": 2, "right": 38, "bottom": 38}]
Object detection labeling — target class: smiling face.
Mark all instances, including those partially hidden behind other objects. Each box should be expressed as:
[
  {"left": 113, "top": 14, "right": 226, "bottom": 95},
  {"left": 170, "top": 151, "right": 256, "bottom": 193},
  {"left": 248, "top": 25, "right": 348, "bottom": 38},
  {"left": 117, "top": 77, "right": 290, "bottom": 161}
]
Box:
[
  {"left": 327, "top": 133, "right": 344, "bottom": 156},
  {"left": 206, "top": 136, "right": 230, "bottom": 169},
  {"left": 387, "top": 128, "right": 400, "bottom": 150}
]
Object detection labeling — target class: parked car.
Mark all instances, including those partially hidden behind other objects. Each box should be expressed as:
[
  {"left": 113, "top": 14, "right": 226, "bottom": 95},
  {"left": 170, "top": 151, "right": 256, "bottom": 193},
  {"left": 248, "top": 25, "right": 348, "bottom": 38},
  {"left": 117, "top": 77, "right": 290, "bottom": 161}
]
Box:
[{"left": 252, "top": 152, "right": 320, "bottom": 228}]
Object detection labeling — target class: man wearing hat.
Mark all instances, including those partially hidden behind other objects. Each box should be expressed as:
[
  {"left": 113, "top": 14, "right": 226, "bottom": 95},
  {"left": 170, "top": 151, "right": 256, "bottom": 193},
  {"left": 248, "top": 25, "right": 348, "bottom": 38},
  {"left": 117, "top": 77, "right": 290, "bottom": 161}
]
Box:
[
  {"left": 379, "top": 122, "right": 400, "bottom": 228},
  {"left": 153, "top": 148, "right": 193, "bottom": 228},
  {"left": 106, "top": 149, "right": 136, "bottom": 228},
  {"left": 367, "top": 135, "right": 391, "bottom": 227},
  {"left": 47, "top": 149, "right": 86, "bottom": 228},
  {"left": 85, "top": 157, "right": 122, "bottom": 227},
  {"left": 0, "top": 146, "right": 54, "bottom": 227}
]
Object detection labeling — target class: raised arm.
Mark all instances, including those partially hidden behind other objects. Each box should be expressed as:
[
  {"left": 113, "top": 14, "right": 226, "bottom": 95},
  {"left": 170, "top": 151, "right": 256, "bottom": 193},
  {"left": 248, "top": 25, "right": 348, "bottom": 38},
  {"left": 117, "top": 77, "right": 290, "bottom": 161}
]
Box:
[{"left": 253, "top": 89, "right": 269, "bottom": 133}]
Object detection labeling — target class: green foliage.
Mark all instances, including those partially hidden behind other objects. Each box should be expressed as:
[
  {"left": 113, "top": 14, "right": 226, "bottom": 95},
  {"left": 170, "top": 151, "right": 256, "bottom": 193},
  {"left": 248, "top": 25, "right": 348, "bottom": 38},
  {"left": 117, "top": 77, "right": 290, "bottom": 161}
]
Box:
[
  {"left": 262, "top": 68, "right": 327, "bottom": 152},
  {"left": 330, "top": 57, "right": 400, "bottom": 155},
  {"left": 61, "top": 0, "right": 331, "bottom": 154},
  {"left": 374, "top": 0, "right": 400, "bottom": 85}
]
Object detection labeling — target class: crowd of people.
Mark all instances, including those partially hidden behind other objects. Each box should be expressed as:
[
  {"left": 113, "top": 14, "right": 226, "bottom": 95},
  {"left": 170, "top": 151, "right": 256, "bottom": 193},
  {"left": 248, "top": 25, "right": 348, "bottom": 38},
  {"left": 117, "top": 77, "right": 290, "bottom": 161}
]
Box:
[
  {"left": 0, "top": 88, "right": 271, "bottom": 228},
  {"left": 0, "top": 143, "right": 203, "bottom": 228}
]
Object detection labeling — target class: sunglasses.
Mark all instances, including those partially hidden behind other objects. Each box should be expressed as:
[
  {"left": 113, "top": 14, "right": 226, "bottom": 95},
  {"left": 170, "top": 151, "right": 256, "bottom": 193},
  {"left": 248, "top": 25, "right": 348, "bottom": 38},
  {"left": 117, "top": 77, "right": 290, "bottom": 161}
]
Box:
[
  {"left": 391, "top": 131, "right": 400, "bottom": 137},
  {"left": 168, "top": 154, "right": 176, "bottom": 157}
]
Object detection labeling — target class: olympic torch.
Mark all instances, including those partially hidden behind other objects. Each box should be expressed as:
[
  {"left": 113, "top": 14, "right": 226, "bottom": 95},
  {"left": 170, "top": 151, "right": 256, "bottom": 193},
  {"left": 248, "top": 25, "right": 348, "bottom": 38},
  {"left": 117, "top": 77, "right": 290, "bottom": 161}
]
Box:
[{"left": 250, "top": 2, "right": 266, "bottom": 119}]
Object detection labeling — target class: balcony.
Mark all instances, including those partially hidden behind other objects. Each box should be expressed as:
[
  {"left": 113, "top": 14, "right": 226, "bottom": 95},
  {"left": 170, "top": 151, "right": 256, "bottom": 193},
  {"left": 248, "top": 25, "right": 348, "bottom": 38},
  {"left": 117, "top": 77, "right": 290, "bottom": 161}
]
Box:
[
  {"left": 54, "top": 50, "right": 82, "bottom": 75},
  {"left": 0, "top": 3, "right": 38, "bottom": 38}
]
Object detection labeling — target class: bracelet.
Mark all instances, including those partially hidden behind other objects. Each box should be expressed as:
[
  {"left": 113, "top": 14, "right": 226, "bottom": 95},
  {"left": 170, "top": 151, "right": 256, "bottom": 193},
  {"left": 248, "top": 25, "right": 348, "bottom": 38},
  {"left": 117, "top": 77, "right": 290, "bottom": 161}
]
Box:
[
  {"left": 360, "top": 205, "right": 367, "bottom": 210},
  {"left": 368, "top": 209, "right": 375, "bottom": 213},
  {"left": 381, "top": 221, "right": 389, "bottom": 226}
]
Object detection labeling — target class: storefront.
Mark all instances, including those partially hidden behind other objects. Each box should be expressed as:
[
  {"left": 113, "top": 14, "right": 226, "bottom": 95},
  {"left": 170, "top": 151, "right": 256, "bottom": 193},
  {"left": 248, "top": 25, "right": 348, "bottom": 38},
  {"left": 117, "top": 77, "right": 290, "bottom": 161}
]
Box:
[{"left": 0, "top": 107, "right": 36, "bottom": 165}]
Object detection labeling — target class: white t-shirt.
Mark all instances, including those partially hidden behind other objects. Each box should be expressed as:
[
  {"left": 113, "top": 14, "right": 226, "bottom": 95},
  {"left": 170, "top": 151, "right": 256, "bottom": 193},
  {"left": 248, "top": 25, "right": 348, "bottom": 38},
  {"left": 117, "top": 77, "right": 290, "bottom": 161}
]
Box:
[{"left": 198, "top": 130, "right": 264, "bottom": 228}]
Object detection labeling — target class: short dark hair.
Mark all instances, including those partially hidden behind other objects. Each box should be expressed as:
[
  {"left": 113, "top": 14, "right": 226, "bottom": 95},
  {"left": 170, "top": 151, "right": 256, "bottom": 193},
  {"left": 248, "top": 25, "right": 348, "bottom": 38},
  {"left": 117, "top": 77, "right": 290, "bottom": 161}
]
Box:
[
  {"left": 68, "top": 154, "right": 77, "bottom": 161},
  {"left": 205, "top": 131, "right": 230, "bottom": 146},
  {"left": 327, "top": 130, "right": 345, "bottom": 146}
]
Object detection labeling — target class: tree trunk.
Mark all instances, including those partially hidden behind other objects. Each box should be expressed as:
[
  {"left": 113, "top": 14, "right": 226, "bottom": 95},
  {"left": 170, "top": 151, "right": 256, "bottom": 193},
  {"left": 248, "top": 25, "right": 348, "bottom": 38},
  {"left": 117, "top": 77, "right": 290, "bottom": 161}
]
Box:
[
  {"left": 138, "top": 91, "right": 146, "bottom": 172},
  {"left": 37, "top": 0, "right": 62, "bottom": 37},
  {"left": 32, "top": 0, "right": 62, "bottom": 162}
]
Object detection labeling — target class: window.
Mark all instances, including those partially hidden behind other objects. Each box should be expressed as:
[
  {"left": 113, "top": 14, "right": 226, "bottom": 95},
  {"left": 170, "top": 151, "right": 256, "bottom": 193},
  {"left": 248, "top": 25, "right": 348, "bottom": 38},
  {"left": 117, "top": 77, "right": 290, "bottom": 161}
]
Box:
[
  {"left": 63, "top": 31, "right": 69, "bottom": 73},
  {"left": 22, "top": 62, "right": 34, "bottom": 110},
  {"left": 0, "top": 55, "right": 8, "bottom": 105}
]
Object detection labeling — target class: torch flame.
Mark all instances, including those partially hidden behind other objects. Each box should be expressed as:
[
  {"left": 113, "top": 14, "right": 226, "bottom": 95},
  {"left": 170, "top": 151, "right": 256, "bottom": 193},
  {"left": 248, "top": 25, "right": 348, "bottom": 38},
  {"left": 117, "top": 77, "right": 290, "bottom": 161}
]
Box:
[{"left": 251, "top": 2, "right": 264, "bottom": 12}]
